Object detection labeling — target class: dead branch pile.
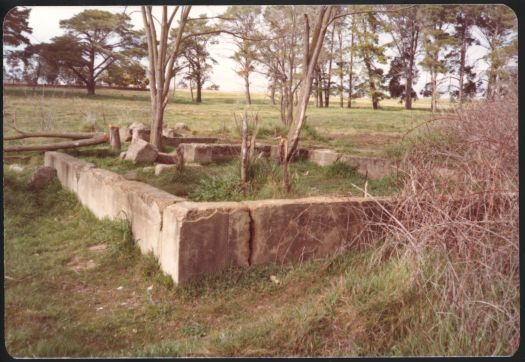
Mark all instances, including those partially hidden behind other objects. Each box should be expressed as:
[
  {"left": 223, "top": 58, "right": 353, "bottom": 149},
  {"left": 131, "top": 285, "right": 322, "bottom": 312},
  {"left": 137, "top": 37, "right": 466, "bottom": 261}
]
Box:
[{"left": 366, "top": 88, "right": 519, "bottom": 353}]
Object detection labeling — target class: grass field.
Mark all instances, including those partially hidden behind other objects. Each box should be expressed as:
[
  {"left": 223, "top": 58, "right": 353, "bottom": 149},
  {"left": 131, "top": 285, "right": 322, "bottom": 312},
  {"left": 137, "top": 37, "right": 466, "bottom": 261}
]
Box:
[
  {"left": 3, "top": 86, "right": 449, "bottom": 156},
  {"left": 6, "top": 166, "right": 511, "bottom": 357},
  {"left": 5, "top": 86, "right": 515, "bottom": 357}
]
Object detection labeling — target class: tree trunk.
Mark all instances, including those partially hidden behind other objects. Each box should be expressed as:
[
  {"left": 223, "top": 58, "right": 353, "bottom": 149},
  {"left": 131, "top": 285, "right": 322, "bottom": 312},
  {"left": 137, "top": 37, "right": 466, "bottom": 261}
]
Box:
[
  {"left": 270, "top": 79, "right": 276, "bottom": 105},
  {"left": 244, "top": 74, "right": 252, "bottom": 105},
  {"left": 196, "top": 78, "right": 202, "bottom": 103},
  {"left": 317, "top": 67, "right": 323, "bottom": 107},
  {"left": 283, "top": 7, "right": 334, "bottom": 190},
  {"left": 87, "top": 80, "right": 96, "bottom": 96},
  {"left": 347, "top": 16, "right": 355, "bottom": 108},
  {"left": 324, "top": 22, "right": 335, "bottom": 107},
  {"left": 404, "top": 65, "right": 413, "bottom": 109},
  {"left": 431, "top": 71, "right": 437, "bottom": 113},
  {"left": 458, "top": 27, "right": 466, "bottom": 105},
  {"left": 338, "top": 25, "right": 344, "bottom": 108}
]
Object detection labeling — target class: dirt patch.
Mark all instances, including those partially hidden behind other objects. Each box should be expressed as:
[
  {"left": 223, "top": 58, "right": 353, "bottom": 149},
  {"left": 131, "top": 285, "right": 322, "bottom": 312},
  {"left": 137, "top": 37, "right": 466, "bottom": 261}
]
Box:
[{"left": 67, "top": 256, "right": 97, "bottom": 271}]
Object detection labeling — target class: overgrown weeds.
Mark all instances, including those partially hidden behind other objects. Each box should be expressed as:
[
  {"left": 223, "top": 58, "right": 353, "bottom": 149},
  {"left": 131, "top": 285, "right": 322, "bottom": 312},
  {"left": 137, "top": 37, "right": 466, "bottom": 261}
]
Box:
[{"left": 364, "top": 87, "right": 519, "bottom": 355}]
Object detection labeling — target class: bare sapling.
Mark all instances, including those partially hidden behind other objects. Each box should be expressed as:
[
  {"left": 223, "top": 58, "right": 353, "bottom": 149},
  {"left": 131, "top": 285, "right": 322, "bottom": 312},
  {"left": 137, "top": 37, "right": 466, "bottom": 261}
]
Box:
[{"left": 235, "top": 111, "right": 259, "bottom": 190}]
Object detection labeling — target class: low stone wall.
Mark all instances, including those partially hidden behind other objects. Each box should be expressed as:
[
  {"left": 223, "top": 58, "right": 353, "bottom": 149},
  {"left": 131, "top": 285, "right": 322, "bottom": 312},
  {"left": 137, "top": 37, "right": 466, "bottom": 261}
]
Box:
[
  {"left": 178, "top": 143, "right": 394, "bottom": 178},
  {"left": 180, "top": 143, "right": 272, "bottom": 164},
  {"left": 45, "top": 151, "right": 393, "bottom": 284}
]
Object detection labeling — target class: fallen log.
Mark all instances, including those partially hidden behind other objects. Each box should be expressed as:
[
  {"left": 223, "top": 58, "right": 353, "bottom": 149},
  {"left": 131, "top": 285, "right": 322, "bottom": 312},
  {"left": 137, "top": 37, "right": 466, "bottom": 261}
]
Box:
[
  {"left": 3, "top": 133, "right": 108, "bottom": 153},
  {"left": 3, "top": 131, "right": 100, "bottom": 141}
]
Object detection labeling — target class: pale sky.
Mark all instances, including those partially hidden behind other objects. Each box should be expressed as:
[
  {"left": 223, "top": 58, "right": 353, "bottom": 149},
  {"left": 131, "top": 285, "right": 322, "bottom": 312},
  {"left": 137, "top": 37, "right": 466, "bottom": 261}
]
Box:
[{"left": 20, "top": 5, "right": 494, "bottom": 95}]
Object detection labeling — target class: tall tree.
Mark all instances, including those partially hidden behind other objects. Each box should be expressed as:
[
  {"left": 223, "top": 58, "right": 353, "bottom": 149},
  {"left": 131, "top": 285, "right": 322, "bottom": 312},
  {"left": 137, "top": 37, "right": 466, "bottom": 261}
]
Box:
[
  {"left": 258, "top": 5, "right": 303, "bottom": 125},
  {"left": 176, "top": 15, "right": 218, "bottom": 103},
  {"left": 419, "top": 6, "right": 455, "bottom": 112},
  {"left": 223, "top": 6, "right": 262, "bottom": 105},
  {"left": 476, "top": 5, "right": 517, "bottom": 100},
  {"left": 445, "top": 6, "right": 478, "bottom": 105},
  {"left": 354, "top": 12, "right": 387, "bottom": 110},
  {"left": 142, "top": 6, "right": 192, "bottom": 148},
  {"left": 385, "top": 5, "right": 422, "bottom": 109},
  {"left": 347, "top": 13, "right": 357, "bottom": 108},
  {"left": 40, "top": 10, "right": 142, "bottom": 95},
  {"left": 283, "top": 5, "right": 336, "bottom": 190},
  {"left": 3, "top": 7, "right": 32, "bottom": 48}
]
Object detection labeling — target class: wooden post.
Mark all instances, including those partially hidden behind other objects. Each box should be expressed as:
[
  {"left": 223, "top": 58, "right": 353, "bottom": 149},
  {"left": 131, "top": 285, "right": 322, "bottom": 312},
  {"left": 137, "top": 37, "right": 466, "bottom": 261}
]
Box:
[{"left": 109, "top": 125, "right": 121, "bottom": 151}]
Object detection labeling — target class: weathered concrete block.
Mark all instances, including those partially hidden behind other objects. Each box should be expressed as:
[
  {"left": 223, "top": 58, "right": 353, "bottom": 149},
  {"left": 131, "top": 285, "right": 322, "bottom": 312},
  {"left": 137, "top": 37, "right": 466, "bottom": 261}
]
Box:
[
  {"left": 339, "top": 155, "right": 393, "bottom": 179},
  {"left": 44, "top": 151, "right": 95, "bottom": 192},
  {"left": 242, "top": 196, "right": 390, "bottom": 266},
  {"left": 132, "top": 128, "right": 150, "bottom": 142},
  {"left": 308, "top": 149, "right": 341, "bottom": 166},
  {"left": 179, "top": 144, "right": 213, "bottom": 164},
  {"left": 156, "top": 152, "right": 178, "bottom": 164},
  {"left": 125, "top": 138, "right": 158, "bottom": 164},
  {"left": 162, "top": 136, "right": 217, "bottom": 148},
  {"left": 119, "top": 127, "right": 132, "bottom": 142},
  {"left": 77, "top": 168, "right": 128, "bottom": 220},
  {"left": 117, "top": 181, "right": 184, "bottom": 256},
  {"left": 159, "top": 202, "right": 251, "bottom": 283}
]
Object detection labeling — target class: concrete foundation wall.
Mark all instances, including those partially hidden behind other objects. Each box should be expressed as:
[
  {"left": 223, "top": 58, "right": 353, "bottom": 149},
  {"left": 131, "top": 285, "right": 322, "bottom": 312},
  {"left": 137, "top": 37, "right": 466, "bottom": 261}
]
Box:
[
  {"left": 44, "top": 151, "right": 95, "bottom": 192},
  {"left": 46, "top": 151, "right": 393, "bottom": 285},
  {"left": 159, "top": 202, "right": 251, "bottom": 284},
  {"left": 179, "top": 143, "right": 393, "bottom": 178}
]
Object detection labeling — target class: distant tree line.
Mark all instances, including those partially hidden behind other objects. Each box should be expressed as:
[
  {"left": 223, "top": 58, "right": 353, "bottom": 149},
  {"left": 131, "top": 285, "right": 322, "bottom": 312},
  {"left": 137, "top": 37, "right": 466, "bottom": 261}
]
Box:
[{"left": 3, "top": 4, "right": 517, "bottom": 111}]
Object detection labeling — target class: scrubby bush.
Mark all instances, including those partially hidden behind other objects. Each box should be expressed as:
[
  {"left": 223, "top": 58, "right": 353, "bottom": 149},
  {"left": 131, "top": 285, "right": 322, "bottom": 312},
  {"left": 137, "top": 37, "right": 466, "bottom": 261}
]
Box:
[{"left": 366, "top": 87, "right": 519, "bottom": 354}]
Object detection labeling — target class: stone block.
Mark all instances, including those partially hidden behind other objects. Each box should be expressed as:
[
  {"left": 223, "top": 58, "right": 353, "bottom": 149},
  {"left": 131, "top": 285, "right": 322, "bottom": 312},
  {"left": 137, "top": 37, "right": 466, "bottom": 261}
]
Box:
[
  {"left": 307, "top": 149, "right": 341, "bottom": 166},
  {"left": 159, "top": 202, "right": 251, "bottom": 283},
  {"left": 119, "top": 127, "right": 132, "bottom": 142},
  {"left": 162, "top": 136, "right": 217, "bottom": 148},
  {"left": 132, "top": 128, "right": 150, "bottom": 142},
  {"left": 125, "top": 138, "right": 158, "bottom": 164},
  {"left": 156, "top": 152, "right": 178, "bottom": 164},
  {"left": 243, "top": 196, "right": 388, "bottom": 266},
  {"left": 44, "top": 151, "right": 95, "bottom": 192},
  {"left": 118, "top": 181, "right": 184, "bottom": 256},
  {"left": 339, "top": 155, "right": 393, "bottom": 179},
  {"left": 76, "top": 168, "right": 128, "bottom": 220}
]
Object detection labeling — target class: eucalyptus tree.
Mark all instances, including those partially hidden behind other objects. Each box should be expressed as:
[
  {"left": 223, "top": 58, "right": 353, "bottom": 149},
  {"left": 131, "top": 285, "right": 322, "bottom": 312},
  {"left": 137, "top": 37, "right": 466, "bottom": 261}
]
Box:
[
  {"left": 222, "top": 6, "right": 263, "bottom": 105},
  {"left": 419, "top": 6, "right": 455, "bottom": 112},
  {"left": 475, "top": 5, "right": 517, "bottom": 100},
  {"left": 354, "top": 12, "right": 388, "bottom": 110},
  {"left": 258, "top": 5, "right": 304, "bottom": 125},
  {"left": 384, "top": 5, "right": 422, "bottom": 109},
  {"left": 141, "top": 5, "right": 192, "bottom": 147},
  {"left": 44, "top": 10, "right": 143, "bottom": 95},
  {"left": 445, "top": 5, "right": 479, "bottom": 105},
  {"left": 176, "top": 15, "right": 219, "bottom": 103}
]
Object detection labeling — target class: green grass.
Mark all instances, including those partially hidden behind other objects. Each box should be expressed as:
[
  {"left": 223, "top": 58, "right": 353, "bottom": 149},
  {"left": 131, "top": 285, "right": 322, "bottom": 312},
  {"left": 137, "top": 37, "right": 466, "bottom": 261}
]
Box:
[
  {"left": 3, "top": 86, "right": 451, "bottom": 157},
  {"left": 4, "top": 165, "right": 514, "bottom": 357}
]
